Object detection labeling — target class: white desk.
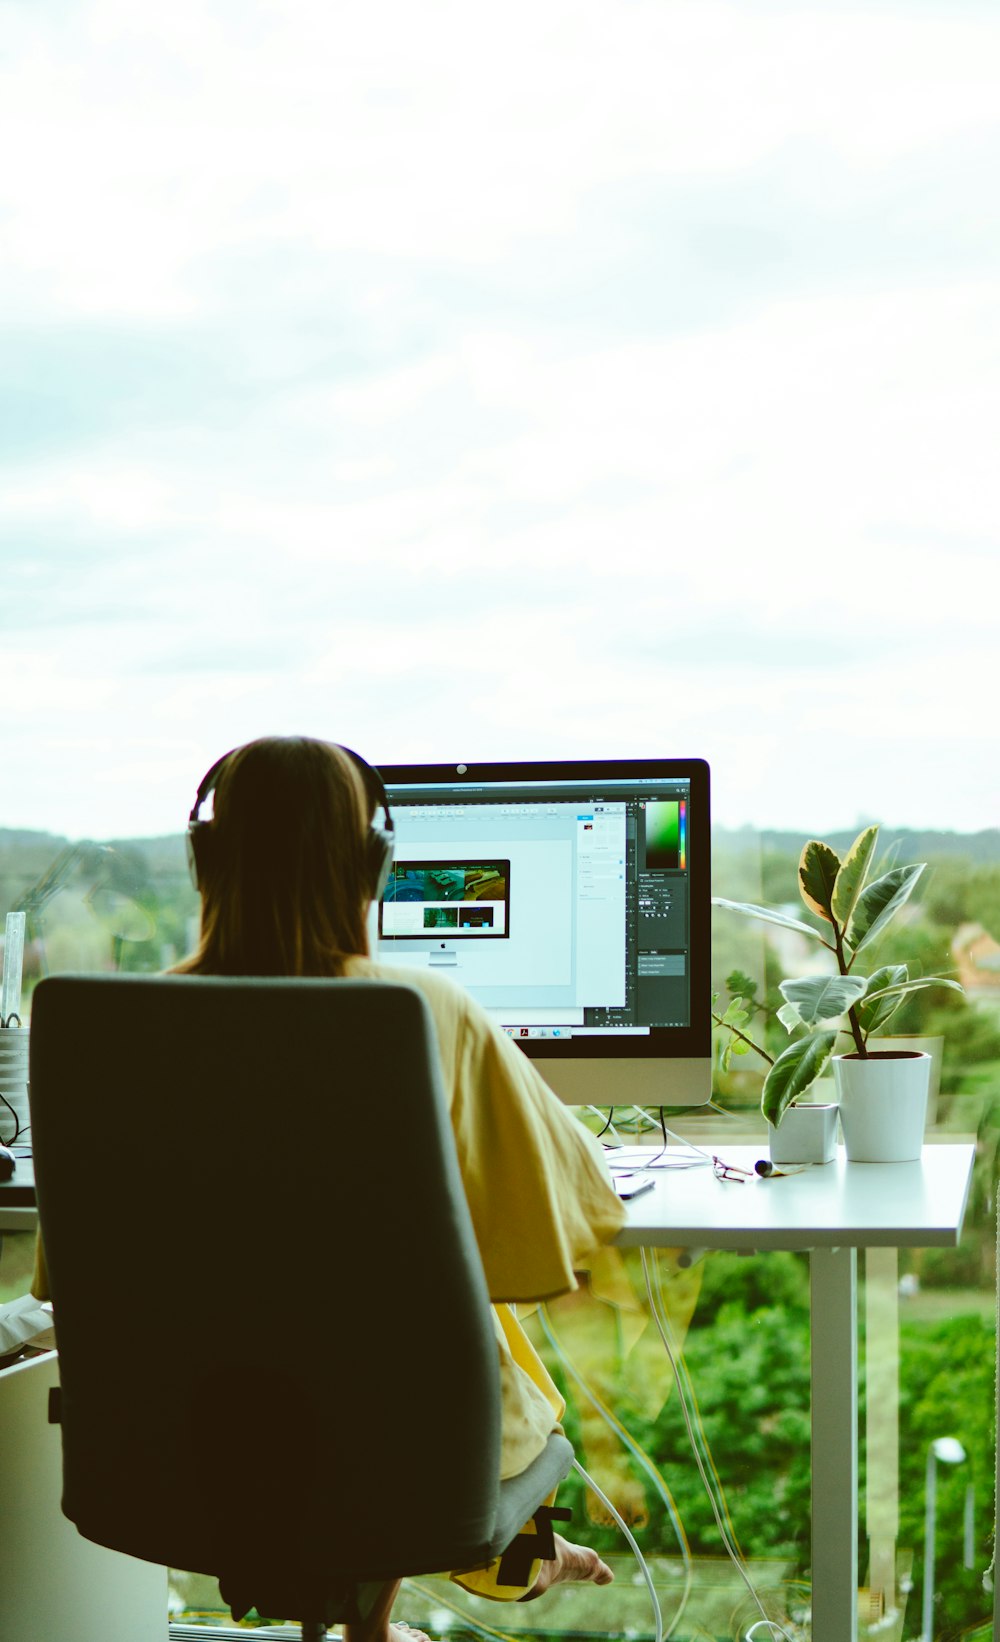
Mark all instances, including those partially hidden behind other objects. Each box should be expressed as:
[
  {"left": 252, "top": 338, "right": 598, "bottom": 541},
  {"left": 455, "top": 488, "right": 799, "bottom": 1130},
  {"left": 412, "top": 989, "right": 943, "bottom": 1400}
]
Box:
[{"left": 614, "top": 1141, "right": 976, "bottom": 1642}]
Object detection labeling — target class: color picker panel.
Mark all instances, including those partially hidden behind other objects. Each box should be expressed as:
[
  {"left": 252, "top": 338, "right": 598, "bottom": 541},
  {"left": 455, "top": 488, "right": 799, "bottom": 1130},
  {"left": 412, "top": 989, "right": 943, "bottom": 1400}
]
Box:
[{"left": 645, "top": 800, "right": 681, "bottom": 870}]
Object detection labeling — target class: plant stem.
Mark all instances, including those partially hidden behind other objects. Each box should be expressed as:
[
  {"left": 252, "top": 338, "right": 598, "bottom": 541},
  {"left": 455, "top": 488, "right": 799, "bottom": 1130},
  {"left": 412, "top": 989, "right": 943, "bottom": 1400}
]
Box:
[
  {"left": 832, "top": 919, "right": 867, "bottom": 1056},
  {"left": 712, "top": 1011, "right": 775, "bottom": 1066}
]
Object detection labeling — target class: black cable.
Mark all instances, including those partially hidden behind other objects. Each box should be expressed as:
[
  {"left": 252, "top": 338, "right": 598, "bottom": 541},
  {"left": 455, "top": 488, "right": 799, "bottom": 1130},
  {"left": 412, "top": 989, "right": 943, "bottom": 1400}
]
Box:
[
  {"left": 595, "top": 1106, "right": 616, "bottom": 1139},
  {"left": 0, "top": 1087, "right": 21, "bottom": 1146},
  {"left": 639, "top": 1105, "right": 669, "bottom": 1166}
]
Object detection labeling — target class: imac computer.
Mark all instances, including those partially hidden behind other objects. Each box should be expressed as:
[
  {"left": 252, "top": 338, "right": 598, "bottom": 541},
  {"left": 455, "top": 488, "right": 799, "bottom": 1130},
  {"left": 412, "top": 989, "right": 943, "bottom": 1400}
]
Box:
[{"left": 374, "top": 758, "right": 711, "bottom": 1108}]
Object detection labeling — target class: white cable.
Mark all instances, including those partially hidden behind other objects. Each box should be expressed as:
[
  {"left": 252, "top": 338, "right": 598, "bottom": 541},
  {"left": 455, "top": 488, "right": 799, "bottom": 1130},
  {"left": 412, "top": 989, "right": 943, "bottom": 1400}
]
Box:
[
  {"left": 641, "top": 1250, "right": 723, "bottom": 1490},
  {"left": 641, "top": 1249, "right": 743, "bottom": 1560},
  {"left": 605, "top": 1123, "right": 713, "bottom": 1172},
  {"left": 627, "top": 1105, "right": 664, "bottom": 1131},
  {"left": 537, "top": 1308, "right": 693, "bottom": 1633},
  {"left": 660, "top": 1123, "right": 718, "bottom": 1165},
  {"left": 572, "top": 1458, "right": 663, "bottom": 1642},
  {"left": 640, "top": 1248, "right": 797, "bottom": 1642}
]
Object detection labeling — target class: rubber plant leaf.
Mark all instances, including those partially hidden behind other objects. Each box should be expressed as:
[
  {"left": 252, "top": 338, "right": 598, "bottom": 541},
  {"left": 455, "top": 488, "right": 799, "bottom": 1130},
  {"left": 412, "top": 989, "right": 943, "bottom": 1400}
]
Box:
[
  {"left": 854, "top": 964, "right": 908, "bottom": 1038},
  {"left": 846, "top": 864, "right": 925, "bottom": 954},
  {"left": 831, "top": 825, "right": 879, "bottom": 929},
  {"left": 798, "top": 840, "right": 842, "bottom": 924},
  {"left": 777, "top": 1001, "right": 804, "bottom": 1033},
  {"left": 859, "top": 973, "right": 965, "bottom": 1039},
  {"left": 779, "top": 973, "right": 869, "bottom": 1025},
  {"left": 761, "top": 1030, "right": 839, "bottom": 1127},
  {"left": 712, "top": 897, "right": 831, "bottom": 943}
]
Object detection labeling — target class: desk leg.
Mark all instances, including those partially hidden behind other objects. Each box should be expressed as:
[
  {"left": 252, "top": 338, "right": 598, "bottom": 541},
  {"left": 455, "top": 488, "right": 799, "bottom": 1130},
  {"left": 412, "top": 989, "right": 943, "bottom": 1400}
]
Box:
[
  {"left": 811, "top": 1247, "right": 858, "bottom": 1642},
  {"left": 865, "top": 1247, "right": 899, "bottom": 1615}
]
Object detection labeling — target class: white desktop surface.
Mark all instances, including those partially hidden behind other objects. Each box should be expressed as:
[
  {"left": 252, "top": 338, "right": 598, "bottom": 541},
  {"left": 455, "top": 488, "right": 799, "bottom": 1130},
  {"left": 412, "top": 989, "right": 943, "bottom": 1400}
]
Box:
[{"left": 611, "top": 1141, "right": 975, "bottom": 1250}]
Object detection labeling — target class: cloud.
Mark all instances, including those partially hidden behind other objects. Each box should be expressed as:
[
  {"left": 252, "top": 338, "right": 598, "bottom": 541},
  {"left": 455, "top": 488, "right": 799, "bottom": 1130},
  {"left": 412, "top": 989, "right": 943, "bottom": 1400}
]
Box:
[
  {"left": 2, "top": 0, "right": 998, "bottom": 318},
  {"left": 2, "top": 0, "right": 999, "bottom": 835}
]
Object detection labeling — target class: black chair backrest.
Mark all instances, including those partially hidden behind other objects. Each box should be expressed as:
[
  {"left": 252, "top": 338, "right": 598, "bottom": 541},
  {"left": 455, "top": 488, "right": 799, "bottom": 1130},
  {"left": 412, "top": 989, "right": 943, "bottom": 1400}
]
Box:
[{"left": 30, "top": 975, "right": 502, "bottom": 1596}]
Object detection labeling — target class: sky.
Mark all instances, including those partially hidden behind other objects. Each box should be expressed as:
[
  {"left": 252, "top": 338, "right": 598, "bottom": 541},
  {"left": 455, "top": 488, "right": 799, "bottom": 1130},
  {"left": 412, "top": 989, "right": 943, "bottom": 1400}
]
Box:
[{"left": 1, "top": 0, "right": 999, "bottom": 840}]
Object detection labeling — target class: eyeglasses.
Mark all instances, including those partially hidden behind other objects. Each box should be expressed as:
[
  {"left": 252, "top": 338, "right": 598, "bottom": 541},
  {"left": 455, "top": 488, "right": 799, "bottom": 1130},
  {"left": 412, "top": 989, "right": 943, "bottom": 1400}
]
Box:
[{"left": 712, "top": 1155, "right": 754, "bottom": 1183}]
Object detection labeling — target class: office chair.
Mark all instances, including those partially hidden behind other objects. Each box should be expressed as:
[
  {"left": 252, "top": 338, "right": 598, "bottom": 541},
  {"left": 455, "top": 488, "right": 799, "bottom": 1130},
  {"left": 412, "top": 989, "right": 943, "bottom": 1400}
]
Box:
[{"left": 29, "top": 975, "right": 574, "bottom": 1641}]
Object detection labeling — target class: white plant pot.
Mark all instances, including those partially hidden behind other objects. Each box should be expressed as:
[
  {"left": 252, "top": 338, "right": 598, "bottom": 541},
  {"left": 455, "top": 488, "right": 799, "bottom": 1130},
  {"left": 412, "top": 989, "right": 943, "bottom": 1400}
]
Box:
[
  {"left": 833, "top": 1051, "right": 931, "bottom": 1162},
  {"left": 767, "top": 1102, "right": 839, "bottom": 1165},
  {"left": 871, "top": 1034, "right": 944, "bottom": 1126}
]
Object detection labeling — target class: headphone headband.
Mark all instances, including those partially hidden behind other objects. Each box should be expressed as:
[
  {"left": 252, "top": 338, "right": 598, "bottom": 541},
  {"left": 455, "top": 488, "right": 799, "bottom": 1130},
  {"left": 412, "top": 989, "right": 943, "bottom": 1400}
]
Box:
[{"left": 186, "top": 741, "right": 394, "bottom": 899}]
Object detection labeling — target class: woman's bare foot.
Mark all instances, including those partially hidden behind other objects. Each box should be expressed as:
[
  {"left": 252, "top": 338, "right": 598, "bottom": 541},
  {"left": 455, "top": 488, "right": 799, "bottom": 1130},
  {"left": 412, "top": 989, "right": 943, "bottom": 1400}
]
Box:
[{"left": 519, "top": 1532, "right": 614, "bottom": 1601}]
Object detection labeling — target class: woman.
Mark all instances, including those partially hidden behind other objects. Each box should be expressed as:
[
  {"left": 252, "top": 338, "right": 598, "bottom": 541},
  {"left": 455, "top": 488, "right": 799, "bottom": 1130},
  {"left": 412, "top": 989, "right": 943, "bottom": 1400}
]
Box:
[{"left": 178, "top": 736, "right": 626, "bottom": 1639}]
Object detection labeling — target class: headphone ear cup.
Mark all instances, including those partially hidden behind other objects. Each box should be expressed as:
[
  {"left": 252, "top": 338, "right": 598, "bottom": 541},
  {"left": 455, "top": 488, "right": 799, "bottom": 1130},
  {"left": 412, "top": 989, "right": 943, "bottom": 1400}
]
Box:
[
  {"left": 187, "top": 823, "right": 214, "bottom": 892},
  {"left": 368, "top": 824, "right": 395, "bottom": 902}
]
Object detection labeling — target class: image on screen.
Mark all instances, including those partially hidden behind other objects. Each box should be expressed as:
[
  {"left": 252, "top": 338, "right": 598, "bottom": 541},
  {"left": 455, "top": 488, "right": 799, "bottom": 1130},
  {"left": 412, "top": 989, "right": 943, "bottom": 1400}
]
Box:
[{"left": 379, "top": 860, "right": 510, "bottom": 939}]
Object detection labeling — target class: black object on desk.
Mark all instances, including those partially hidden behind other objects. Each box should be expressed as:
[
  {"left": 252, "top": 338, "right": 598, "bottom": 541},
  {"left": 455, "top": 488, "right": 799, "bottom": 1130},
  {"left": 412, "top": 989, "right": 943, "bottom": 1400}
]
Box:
[{"left": 0, "top": 1149, "right": 35, "bottom": 1206}]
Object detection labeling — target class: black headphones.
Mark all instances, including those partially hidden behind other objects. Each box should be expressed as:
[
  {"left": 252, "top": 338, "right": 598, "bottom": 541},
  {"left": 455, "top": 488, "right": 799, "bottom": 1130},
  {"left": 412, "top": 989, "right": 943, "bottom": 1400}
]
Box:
[{"left": 186, "top": 742, "right": 395, "bottom": 900}]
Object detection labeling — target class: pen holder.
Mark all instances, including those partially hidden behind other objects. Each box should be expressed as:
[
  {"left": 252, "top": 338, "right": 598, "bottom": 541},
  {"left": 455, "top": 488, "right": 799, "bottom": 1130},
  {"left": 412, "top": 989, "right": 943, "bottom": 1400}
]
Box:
[{"left": 767, "top": 1102, "right": 839, "bottom": 1166}]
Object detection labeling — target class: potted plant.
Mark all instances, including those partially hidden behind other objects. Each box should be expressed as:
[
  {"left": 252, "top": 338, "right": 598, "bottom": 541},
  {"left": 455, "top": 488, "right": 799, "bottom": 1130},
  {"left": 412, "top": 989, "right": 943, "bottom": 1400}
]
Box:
[
  {"left": 714, "top": 825, "right": 963, "bottom": 1162},
  {"left": 713, "top": 973, "right": 841, "bottom": 1163}
]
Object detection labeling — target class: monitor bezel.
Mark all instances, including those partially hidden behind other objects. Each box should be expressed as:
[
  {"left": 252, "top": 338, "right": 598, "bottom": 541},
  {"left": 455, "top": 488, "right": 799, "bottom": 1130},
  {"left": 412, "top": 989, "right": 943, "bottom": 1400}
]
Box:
[{"left": 375, "top": 756, "right": 711, "bottom": 1065}]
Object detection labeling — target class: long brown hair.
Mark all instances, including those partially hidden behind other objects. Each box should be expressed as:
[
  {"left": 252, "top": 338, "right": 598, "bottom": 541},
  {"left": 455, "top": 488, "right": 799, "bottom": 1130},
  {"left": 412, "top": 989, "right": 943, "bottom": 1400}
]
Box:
[{"left": 176, "top": 737, "right": 374, "bottom": 977}]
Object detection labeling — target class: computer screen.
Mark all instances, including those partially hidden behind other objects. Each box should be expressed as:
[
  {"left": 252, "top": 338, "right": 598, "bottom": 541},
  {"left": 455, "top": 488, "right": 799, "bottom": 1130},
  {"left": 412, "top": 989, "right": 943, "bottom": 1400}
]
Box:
[{"left": 375, "top": 758, "right": 711, "bottom": 1107}]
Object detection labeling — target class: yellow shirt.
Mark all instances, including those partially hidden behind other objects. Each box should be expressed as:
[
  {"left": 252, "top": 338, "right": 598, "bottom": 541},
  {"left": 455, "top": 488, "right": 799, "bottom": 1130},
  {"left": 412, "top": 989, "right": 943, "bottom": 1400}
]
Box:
[{"left": 342, "top": 958, "right": 626, "bottom": 1477}]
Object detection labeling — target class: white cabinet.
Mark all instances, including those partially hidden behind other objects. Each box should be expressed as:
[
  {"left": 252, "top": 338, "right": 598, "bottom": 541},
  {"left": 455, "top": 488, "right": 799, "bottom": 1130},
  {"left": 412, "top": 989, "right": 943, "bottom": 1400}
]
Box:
[{"left": 0, "top": 1351, "right": 166, "bottom": 1642}]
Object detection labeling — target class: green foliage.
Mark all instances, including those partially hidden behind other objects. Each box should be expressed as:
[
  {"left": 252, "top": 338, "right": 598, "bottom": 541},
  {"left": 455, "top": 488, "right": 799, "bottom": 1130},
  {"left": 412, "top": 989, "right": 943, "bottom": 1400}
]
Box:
[
  {"left": 757, "top": 848, "right": 800, "bottom": 905},
  {"left": 713, "top": 972, "right": 774, "bottom": 1076},
  {"left": 917, "top": 1242, "right": 984, "bottom": 1290},
  {"left": 921, "top": 858, "right": 982, "bottom": 930},
  {"left": 543, "top": 1258, "right": 994, "bottom": 1633},
  {"left": 928, "top": 1008, "right": 1000, "bottom": 1089},
  {"left": 654, "top": 1300, "right": 812, "bottom": 1559},
  {"left": 923, "top": 861, "right": 1000, "bottom": 942},
  {"left": 727, "top": 970, "right": 758, "bottom": 1004},
  {"left": 894, "top": 1313, "right": 996, "bottom": 1638},
  {"left": 693, "top": 1250, "right": 811, "bottom": 1323}
]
